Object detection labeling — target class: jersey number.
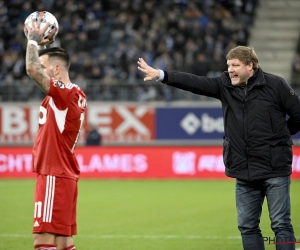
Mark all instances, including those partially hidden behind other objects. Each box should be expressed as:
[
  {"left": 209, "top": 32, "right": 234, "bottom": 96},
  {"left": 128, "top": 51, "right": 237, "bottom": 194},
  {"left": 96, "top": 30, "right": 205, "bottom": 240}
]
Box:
[
  {"left": 34, "top": 201, "right": 42, "bottom": 218},
  {"left": 39, "top": 106, "right": 47, "bottom": 125}
]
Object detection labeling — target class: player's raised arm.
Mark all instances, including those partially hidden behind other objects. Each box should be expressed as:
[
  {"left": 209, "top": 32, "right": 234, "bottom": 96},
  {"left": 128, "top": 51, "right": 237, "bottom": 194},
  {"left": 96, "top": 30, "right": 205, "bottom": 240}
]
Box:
[
  {"left": 25, "top": 17, "right": 51, "bottom": 93},
  {"left": 137, "top": 58, "right": 160, "bottom": 81}
]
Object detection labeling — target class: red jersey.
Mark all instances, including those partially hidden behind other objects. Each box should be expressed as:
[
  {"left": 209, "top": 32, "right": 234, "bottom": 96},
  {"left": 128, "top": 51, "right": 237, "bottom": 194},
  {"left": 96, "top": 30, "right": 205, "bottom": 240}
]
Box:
[{"left": 32, "top": 78, "right": 87, "bottom": 180}]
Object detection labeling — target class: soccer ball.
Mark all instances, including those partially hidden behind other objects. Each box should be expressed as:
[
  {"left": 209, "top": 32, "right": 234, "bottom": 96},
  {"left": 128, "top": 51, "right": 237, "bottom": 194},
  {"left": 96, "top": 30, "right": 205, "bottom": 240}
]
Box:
[{"left": 24, "top": 11, "right": 59, "bottom": 42}]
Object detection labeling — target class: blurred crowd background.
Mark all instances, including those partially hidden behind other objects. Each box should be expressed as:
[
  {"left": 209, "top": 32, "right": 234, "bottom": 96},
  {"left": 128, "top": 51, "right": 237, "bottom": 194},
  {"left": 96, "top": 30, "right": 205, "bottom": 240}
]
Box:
[
  {"left": 292, "top": 39, "right": 300, "bottom": 86},
  {"left": 5, "top": 0, "right": 296, "bottom": 103}
]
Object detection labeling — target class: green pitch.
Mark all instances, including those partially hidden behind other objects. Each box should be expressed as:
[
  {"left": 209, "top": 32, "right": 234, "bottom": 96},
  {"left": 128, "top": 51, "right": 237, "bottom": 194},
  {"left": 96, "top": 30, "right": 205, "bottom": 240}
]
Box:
[{"left": 0, "top": 179, "right": 299, "bottom": 250}]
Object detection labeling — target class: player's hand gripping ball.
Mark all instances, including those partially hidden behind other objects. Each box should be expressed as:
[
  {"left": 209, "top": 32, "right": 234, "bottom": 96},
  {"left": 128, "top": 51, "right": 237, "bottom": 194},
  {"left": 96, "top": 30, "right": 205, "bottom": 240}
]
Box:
[{"left": 24, "top": 11, "right": 59, "bottom": 43}]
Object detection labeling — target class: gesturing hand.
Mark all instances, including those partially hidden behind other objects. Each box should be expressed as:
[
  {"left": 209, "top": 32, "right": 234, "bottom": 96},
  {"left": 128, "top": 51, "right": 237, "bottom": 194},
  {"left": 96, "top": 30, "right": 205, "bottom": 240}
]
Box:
[{"left": 137, "top": 58, "right": 160, "bottom": 81}]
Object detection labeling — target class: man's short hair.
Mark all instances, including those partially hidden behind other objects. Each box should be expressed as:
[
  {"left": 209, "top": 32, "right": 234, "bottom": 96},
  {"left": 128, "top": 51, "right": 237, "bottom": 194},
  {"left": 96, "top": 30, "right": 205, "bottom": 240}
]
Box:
[
  {"left": 226, "top": 46, "right": 260, "bottom": 70},
  {"left": 39, "top": 47, "right": 70, "bottom": 69}
]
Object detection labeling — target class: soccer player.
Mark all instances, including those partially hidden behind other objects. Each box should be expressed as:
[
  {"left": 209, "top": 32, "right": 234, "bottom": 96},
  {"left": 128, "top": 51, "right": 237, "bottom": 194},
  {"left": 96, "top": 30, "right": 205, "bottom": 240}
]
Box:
[
  {"left": 137, "top": 46, "right": 300, "bottom": 250},
  {"left": 25, "top": 17, "right": 87, "bottom": 250}
]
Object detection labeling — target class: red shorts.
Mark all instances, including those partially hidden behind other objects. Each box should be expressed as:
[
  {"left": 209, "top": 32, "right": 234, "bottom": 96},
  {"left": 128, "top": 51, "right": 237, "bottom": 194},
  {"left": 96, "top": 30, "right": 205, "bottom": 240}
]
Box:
[{"left": 32, "top": 174, "right": 78, "bottom": 236}]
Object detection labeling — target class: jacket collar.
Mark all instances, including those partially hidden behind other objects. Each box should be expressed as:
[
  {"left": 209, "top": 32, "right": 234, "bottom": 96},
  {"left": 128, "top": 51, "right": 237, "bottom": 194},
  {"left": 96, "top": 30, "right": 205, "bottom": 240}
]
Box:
[{"left": 221, "top": 68, "right": 266, "bottom": 88}]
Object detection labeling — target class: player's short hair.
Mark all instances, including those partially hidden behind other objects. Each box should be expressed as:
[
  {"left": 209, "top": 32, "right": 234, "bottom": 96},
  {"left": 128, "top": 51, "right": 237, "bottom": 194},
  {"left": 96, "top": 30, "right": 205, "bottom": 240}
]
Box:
[
  {"left": 226, "top": 46, "right": 260, "bottom": 70},
  {"left": 39, "top": 47, "right": 70, "bottom": 69}
]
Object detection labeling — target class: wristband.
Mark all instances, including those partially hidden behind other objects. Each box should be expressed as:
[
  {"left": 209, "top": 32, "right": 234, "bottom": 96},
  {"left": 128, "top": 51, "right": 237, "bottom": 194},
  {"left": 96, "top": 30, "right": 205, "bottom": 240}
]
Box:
[{"left": 28, "top": 40, "right": 38, "bottom": 48}]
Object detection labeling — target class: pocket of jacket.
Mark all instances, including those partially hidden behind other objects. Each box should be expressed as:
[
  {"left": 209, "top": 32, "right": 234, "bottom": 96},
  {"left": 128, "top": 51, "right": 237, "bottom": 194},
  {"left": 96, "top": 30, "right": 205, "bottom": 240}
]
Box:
[
  {"left": 270, "top": 140, "right": 293, "bottom": 169},
  {"left": 223, "top": 139, "right": 232, "bottom": 167},
  {"left": 268, "top": 107, "right": 285, "bottom": 134}
]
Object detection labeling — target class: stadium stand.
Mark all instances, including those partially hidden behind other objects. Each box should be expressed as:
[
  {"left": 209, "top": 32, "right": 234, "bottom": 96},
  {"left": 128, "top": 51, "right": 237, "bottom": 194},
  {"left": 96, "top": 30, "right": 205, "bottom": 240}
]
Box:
[
  {"left": 0, "top": 0, "right": 265, "bottom": 102},
  {"left": 248, "top": 0, "right": 300, "bottom": 86}
]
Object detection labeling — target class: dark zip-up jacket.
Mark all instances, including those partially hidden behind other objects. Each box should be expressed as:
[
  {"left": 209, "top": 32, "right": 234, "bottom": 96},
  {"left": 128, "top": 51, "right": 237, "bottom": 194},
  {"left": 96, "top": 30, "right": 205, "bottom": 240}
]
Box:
[{"left": 162, "top": 68, "right": 300, "bottom": 181}]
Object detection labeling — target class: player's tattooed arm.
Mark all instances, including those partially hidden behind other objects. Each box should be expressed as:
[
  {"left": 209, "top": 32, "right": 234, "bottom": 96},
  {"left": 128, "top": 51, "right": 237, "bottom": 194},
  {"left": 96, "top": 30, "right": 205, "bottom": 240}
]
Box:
[
  {"left": 26, "top": 44, "right": 50, "bottom": 93},
  {"left": 25, "top": 17, "right": 51, "bottom": 93}
]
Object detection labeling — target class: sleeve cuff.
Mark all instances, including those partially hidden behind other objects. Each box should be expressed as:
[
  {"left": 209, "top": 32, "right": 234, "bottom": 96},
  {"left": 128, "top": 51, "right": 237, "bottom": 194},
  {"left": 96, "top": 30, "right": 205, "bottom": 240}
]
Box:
[{"left": 156, "top": 70, "right": 165, "bottom": 82}]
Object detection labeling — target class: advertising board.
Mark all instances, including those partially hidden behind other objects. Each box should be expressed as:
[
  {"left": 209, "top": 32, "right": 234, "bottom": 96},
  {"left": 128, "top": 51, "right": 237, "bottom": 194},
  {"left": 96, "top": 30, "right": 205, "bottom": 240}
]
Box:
[{"left": 1, "top": 146, "right": 300, "bottom": 179}]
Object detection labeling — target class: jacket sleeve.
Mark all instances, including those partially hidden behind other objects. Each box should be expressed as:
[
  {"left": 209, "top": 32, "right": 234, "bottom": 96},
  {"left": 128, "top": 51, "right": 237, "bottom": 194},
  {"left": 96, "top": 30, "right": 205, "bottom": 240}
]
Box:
[
  {"left": 162, "top": 70, "right": 222, "bottom": 100},
  {"left": 278, "top": 78, "right": 300, "bottom": 135}
]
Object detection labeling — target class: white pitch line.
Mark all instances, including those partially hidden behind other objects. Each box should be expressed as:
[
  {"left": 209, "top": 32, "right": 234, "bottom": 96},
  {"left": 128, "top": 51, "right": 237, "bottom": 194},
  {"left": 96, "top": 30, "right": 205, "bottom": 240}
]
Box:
[
  {"left": 77, "top": 235, "right": 242, "bottom": 240},
  {"left": 0, "top": 234, "right": 240, "bottom": 239}
]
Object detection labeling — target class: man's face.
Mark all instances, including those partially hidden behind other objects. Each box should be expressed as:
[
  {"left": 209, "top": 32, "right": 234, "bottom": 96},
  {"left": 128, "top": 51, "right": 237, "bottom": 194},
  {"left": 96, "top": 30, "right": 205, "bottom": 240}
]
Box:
[
  {"left": 227, "top": 58, "right": 253, "bottom": 86},
  {"left": 39, "top": 55, "right": 55, "bottom": 78}
]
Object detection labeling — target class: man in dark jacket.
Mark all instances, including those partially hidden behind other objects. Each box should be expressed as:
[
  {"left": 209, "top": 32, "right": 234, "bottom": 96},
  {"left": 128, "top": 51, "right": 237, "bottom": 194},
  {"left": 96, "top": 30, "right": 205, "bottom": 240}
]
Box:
[
  {"left": 86, "top": 123, "right": 102, "bottom": 146},
  {"left": 137, "top": 46, "right": 300, "bottom": 250}
]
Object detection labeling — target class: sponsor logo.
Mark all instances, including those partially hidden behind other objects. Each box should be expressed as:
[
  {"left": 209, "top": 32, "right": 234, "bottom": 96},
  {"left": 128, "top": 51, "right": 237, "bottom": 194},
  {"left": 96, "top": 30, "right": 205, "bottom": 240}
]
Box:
[
  {"left": 33, "top": 220, "right": 39, "bottom": 227},
  {"left": 0, "top": 104, "right": 153, "bottom": 144},
  {"left": 53, "top": 79, "right": 65, "bottom": 88},
  {"left": 180, "top": 113, "right": 223, "bottom": 135},
  {"left": 88, "top": 105, "right": 154, "bottom": 142},
  {"left": 0, "top": 106, "right": 39, "bottom": 143},
  {"left": 1, "top": 150, "right": 300, "bottom": 178},
  {"left": 0, "top": 154, "right": 33, "bottom": 173},
  {"left": 77, "top": 154, "right": 148, "bottom": 173},
  {"left": 172, "top": 152, "right": 225, "bottom": 175},
  {"left": 173, "top": 151, "right": 196, "bottom": 175}
]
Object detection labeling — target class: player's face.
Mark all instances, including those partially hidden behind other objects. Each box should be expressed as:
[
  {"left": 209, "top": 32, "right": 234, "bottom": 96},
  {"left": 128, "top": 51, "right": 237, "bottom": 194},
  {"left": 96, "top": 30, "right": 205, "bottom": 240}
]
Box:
[
  {"left": 40, "top": 55, "right": 55, "bottom": 78},
  {"left": 227, "top": 58, "right": 253, "bottom": 86}
]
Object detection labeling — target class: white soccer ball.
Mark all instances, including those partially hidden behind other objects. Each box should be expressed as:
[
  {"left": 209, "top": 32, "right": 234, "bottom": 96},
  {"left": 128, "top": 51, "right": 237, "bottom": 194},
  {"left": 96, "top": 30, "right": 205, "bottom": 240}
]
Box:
[{"left": 24, "top": 11, "right": 59, "bottom": 42}]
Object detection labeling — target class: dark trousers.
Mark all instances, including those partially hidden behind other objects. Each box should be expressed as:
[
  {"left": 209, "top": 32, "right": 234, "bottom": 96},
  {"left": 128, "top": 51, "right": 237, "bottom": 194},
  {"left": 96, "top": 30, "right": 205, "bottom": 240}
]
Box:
[{"left": 236, "top": 176, "right": 295, "bottom": 250}]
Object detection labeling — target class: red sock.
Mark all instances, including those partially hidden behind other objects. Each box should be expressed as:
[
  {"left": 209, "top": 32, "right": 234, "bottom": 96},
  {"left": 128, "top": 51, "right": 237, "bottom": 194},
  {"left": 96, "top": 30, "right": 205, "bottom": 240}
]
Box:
[
  {"left": 34, "top": 244, "right": 56, "bottom": 250},
  {"left": 62, "top": 245, "right": 75, "bottom": 250}
]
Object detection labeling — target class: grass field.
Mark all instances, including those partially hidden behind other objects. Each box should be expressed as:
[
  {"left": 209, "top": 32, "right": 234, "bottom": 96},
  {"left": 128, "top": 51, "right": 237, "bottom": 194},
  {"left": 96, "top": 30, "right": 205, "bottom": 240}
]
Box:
[{"left": 0, "top": 179, "right": 299, "bottom": 250}]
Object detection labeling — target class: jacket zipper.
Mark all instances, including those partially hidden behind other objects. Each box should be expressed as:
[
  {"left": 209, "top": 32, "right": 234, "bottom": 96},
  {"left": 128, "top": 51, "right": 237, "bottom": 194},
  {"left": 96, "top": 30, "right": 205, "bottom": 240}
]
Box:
[{"left": 243, "top": 83, "right": 250, "bottom": 180}]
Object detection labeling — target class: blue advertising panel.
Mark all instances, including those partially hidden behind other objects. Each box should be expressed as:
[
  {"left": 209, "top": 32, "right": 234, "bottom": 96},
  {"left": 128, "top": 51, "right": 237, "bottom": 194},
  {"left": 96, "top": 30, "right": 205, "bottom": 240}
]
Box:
[
  {"left": 156, "top": 107, "right": 300, "bottom": 140},
  {"left": 156, "top": 107, "right": 224, "bottom": 140}
]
